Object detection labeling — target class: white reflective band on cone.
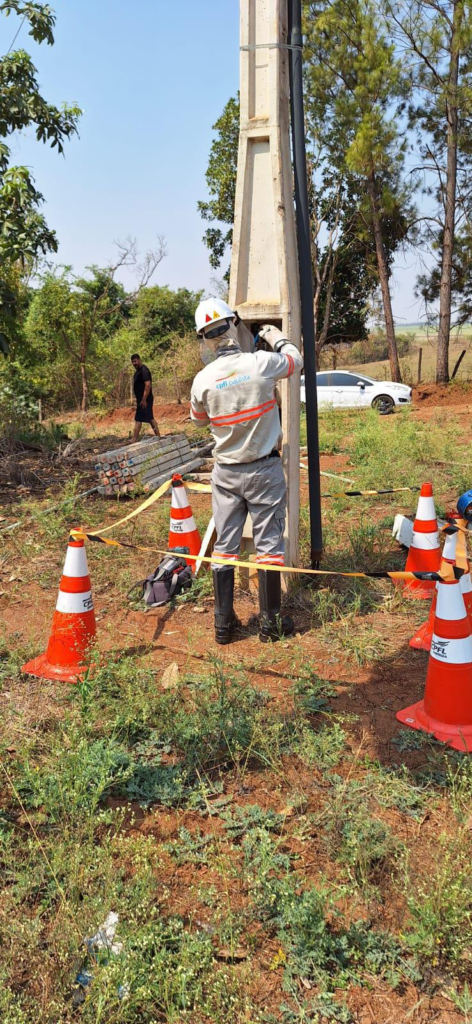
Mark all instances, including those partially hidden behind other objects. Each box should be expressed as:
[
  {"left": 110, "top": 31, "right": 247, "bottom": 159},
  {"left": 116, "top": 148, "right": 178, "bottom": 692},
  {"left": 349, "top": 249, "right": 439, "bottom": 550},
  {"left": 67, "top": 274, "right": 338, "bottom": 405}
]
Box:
[
  {"left": 416, "top": 495, "right": 436, "bottom": 520},
  {"left": 169, "top": 516, "right": 198, "bottom": 535},
  {"left": 411, "top": 531, "right": 440, "bottom": 550},
  {"left": 461, "top": 573, "right": 472, "bottom": 595},
  {"left": 172, "top": 489, "right": 190, "bottom": 510},
  {"left": 436, "top": 582, "right": 467, "bottom": 621},
  {"left": 442, "top": 532, "right": 458, "bottom": 561},
  {"left": 430, "top": 633, "right": 472, "bottom": 664},
  {"left": 56, "top": 590, "right": 94, "bottom": 614},
  {"left": 62, "top": 545, "right": 89, "bottom": 578}
]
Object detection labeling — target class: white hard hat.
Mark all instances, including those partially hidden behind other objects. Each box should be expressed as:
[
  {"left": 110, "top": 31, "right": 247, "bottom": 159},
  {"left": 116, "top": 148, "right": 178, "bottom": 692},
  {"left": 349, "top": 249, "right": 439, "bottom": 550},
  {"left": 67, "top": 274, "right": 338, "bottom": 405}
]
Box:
[{"left": 195, "top": 297, "right": 236, "bottom": 335}]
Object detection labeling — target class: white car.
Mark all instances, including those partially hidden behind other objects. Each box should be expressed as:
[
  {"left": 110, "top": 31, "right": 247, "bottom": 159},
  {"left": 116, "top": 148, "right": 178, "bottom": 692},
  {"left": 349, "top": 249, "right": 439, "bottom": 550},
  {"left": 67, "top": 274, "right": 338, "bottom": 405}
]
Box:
[{"left": 300, "top": 370, "right": 412, "bottom": 414}]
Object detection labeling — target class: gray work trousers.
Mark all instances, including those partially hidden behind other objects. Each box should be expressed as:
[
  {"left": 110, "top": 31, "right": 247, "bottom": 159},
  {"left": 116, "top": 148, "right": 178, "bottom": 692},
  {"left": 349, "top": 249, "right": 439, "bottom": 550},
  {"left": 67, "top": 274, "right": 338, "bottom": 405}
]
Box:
[{"left": 211, "top": 455, "right": 286, "bottom": 571}]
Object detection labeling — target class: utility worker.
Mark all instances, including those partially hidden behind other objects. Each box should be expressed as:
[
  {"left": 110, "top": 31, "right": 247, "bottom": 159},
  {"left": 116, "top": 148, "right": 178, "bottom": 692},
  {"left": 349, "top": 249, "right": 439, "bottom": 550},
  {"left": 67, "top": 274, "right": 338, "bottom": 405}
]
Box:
[{"left": 190, "top": 297, "right": 303, "bottom": 644}]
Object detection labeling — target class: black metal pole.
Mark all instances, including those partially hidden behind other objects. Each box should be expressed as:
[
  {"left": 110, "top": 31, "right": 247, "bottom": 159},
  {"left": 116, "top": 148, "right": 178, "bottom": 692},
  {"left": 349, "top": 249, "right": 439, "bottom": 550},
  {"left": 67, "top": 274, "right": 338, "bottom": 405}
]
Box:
[{"left": 288, "top": 0, "right": 323, "bottom": 566}]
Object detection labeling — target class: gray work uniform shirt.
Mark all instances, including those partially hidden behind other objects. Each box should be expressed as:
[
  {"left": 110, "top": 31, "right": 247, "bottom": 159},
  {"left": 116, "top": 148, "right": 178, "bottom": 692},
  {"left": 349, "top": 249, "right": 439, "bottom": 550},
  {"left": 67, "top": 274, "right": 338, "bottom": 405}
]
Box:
[{"left": 190, "top": 342, "right": 303, "bottom": 465}]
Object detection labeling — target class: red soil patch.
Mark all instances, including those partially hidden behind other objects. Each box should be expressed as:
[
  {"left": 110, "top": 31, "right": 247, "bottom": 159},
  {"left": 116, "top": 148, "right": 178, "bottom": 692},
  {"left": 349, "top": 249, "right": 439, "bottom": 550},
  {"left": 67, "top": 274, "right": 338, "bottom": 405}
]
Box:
[
  {"left": 98, "top": 401, "right": 191, "bottom": 427},
  {"left": 413, "top": 382, "right": 472, "bottom": 407}
]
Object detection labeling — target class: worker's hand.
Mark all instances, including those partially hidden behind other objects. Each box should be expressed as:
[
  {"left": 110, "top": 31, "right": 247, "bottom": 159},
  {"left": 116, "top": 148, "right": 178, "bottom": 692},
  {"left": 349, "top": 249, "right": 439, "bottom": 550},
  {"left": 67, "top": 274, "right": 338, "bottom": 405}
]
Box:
[
  {"left": 258, "top": 324, "right": 287, "bottom": 349},
  {"left": 140, "top": 398, "right": 147, "bottom": 409}
]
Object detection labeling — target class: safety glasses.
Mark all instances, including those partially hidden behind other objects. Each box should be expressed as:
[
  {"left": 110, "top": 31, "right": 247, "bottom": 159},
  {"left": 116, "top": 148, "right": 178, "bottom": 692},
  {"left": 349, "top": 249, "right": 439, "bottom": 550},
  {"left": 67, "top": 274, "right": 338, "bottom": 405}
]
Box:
[{"left": 203, "top": 319, "right": 230, "bottom": 340}]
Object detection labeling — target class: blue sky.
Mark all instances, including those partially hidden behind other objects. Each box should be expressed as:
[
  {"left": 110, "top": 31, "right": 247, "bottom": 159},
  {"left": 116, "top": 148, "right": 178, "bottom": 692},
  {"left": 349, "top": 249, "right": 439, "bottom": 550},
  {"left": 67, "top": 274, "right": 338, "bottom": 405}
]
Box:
[{"left": 5, "top": 0, "right": 425, "bottom": 322}]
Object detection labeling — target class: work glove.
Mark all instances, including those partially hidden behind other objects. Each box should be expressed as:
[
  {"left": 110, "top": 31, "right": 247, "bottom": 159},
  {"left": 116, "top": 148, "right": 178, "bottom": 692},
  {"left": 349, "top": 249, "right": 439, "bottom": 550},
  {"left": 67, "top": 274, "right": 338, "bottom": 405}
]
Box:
[{"left": 258, "top": 324, "right": 288, "bottom": 352}]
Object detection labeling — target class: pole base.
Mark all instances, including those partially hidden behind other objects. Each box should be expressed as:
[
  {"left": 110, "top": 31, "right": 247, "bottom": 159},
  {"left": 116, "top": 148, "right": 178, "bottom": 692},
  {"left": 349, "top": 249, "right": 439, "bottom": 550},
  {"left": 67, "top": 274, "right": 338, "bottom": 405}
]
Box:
[
  {"left": 21, "top": 652, "right": 89, "bottom": 685},
  {"left": 396, "top": 699, "right": 472, "bottom": 752}
]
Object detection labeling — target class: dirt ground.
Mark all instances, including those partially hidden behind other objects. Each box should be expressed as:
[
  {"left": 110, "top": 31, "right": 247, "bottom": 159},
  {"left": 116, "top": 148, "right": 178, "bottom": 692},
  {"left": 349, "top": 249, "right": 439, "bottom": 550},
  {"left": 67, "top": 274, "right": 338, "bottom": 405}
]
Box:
[
  {"left": 1, "top": 384, "right": 471, "bottom": 1022},
  {"left": 3, "top": 380, "right": 469, "bottom": 507},
  {"left": 0, "top": 382, "right": 466, "bottom": 738}
]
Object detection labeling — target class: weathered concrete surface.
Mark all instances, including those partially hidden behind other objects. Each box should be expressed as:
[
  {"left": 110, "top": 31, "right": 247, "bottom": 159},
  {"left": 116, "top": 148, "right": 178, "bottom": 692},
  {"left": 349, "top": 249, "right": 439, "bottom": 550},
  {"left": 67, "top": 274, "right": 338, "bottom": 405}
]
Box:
[{"left": 229, "top": 0, "right": 301, "bottom": 570}]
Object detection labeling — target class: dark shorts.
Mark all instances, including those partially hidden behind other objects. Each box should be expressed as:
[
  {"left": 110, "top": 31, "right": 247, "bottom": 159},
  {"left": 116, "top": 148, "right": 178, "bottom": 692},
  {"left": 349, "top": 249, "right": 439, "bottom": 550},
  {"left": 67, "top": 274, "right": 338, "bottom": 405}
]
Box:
[{"left": 135, "top": 402, "right": 154, "bottom": 423}]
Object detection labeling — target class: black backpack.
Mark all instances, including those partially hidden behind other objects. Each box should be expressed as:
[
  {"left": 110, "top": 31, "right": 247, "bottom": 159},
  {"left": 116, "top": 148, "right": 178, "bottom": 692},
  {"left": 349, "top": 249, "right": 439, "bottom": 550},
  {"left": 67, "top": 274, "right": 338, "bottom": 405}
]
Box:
[{"left": 129, "top": 553, "right": 193, "bottom": 608}]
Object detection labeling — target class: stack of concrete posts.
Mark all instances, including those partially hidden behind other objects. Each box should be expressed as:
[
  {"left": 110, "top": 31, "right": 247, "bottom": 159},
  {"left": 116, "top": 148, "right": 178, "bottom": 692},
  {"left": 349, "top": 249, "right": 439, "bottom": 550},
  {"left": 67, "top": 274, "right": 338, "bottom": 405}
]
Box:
[{"left": 95, "top": 434, "right": 211, "bottom": 496}]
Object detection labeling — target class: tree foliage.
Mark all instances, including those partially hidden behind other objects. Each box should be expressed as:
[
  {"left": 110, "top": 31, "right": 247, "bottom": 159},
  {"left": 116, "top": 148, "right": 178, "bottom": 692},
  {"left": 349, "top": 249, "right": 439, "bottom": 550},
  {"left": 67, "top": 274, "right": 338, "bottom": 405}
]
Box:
[
  {"left": 0, "top": 1, "right": 81, "bottom": 352},
  {"left": 303, "top": 0, "right": 415, "bottom": 381},
  {"left": 197, "top": 95, "right": 239, "bottom": 275},
  {"left": 389, "top": 0, "right": 472, "bottom": 380},
  {"left": 128, "top": 285, "right": 203, "bottom": 355},
  {"left": 24, "top": 239, "right": 167, "bottom": 411},
  {"left": 197, "top": 12, "right": 416, "bottom": 376}
]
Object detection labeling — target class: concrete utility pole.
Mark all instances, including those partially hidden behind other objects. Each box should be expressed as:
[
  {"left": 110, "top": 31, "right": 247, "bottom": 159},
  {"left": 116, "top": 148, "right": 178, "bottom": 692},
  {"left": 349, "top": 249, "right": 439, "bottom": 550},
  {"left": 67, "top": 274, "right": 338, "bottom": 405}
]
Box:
[{"left": 229, "top": 0, "right": 301, "bottom": 570}]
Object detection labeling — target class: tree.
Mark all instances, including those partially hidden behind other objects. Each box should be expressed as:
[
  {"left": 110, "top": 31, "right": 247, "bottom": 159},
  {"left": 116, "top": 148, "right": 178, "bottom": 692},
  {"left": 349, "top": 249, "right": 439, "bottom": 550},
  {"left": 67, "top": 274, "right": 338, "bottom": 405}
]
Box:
[
  {"left": 417, "top": 223, "right": 472, "bottom": 327},
  {"left": 25, "top": 238, "right": 167, "bottom": 411},
  {"left": 0, "top": 2, "right": 81, "bottom": 351},
  {"left": 199, "top": 54, "right": 413, "bottom": 371},
  {"left": 303, "top": 0, "right": 415, "bottom": 383},
  {"left": 388, "top": 0, "right": 472, "bottom": 381},
  {"left": 199, "top": 95, "right": 373, "bottom": 355},
  {"left": 308, "top": 167, "right": 372, "bottom": 353},
  {"left": 197, "top": 95, "right": 239, "bottom": 276},
  {"left": 0, "top": 260, "right": 32, "bottom": 356},
  {"left": 128, "top": 285, "right": 203, "bottom": 354}
]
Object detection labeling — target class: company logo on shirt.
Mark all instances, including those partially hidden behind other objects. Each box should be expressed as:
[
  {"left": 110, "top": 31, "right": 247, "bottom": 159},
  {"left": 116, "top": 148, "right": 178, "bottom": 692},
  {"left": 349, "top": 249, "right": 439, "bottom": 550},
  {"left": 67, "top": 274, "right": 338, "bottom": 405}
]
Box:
[
  {"left": 215, "top": 372, "right": 251, "bottom": 390},
  {"left": 216, "top": 369, "right": 238, "bottom": 383}
]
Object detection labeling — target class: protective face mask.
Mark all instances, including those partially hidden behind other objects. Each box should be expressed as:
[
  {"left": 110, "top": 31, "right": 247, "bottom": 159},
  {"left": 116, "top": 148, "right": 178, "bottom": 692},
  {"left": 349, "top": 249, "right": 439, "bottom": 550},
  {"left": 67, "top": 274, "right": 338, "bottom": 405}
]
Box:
[
  {"left": 199, "top": 341, "right": 217, "bottom": 366},
  {"left": 200, "top": 322, "right": 241, "bottom": 360},
  {"left": 219, "top": 321, "right": 255, "bottom": 353},
  {"left": 199, "top": 319, "right": 255, "bottom": 364}
]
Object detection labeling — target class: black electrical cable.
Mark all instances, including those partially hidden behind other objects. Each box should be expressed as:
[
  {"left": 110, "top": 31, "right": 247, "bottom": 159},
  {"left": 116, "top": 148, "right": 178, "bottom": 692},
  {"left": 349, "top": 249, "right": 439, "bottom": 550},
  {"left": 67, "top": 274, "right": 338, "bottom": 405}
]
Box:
[
  {"left": 6, "top": 14, "right": 26, "bottom": 54},
  {"left": 288, "top": 0, "right": 323, "bottom": 566}
]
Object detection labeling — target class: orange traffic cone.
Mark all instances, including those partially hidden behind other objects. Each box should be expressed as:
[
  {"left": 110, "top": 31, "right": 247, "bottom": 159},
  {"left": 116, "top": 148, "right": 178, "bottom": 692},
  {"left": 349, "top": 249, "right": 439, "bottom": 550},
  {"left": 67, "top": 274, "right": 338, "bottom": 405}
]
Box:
[
  {"left": 397, "top": 579, "right": 472, "bottom": 751},
  {"left": 168, "top": 475, "right": 202, "bottom": 560},
  {"left": 403, "top": 482, "right": 440, "bottom": 599},
  {"left": 410, "top": 517, "right": 472, "bottom": 650},
  {"left": 22, "top": 535, "right": 96, "bottom": 684},
  {"left": 409, "top": 586, "right": 438, "bottom": 651}
]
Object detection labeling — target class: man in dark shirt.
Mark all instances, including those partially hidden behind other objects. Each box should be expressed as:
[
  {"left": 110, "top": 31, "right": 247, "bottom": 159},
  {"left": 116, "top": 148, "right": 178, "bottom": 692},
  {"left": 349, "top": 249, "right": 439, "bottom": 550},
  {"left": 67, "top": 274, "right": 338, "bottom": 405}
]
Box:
[{"left": 131, "top": 354, "right": 160, "bottom": 442}]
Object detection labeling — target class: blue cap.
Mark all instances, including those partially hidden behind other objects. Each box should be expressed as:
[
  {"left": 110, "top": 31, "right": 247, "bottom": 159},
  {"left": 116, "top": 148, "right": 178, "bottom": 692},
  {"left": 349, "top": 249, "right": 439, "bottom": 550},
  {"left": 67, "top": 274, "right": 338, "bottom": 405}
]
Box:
[{"left": 457, "top": 489, "right": 472, "bottom": 519}]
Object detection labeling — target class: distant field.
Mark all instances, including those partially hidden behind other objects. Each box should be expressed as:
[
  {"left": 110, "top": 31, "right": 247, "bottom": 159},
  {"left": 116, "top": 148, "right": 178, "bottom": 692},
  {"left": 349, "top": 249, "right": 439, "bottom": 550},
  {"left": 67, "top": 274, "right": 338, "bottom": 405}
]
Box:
[{"left": 342, "top": 328, "right": 472, "bottom": 383}]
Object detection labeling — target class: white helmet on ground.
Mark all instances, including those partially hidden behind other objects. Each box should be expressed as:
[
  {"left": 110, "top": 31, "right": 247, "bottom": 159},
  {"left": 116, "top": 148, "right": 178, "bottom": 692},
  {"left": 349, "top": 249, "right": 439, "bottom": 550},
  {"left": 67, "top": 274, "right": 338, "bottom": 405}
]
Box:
[{"left": 195, "top": 297, "right": 236, "bottom": 336}]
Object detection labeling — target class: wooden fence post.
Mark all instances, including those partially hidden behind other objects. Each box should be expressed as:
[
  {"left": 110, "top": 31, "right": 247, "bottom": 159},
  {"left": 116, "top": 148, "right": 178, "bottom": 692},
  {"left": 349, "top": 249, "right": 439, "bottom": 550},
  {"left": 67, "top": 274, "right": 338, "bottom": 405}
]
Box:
[
  {"left": 451, "top": 349, "right": 467, "bottom": 380},
  {"left": 417, "top": 347, "right": 422, "bottom": 384}
]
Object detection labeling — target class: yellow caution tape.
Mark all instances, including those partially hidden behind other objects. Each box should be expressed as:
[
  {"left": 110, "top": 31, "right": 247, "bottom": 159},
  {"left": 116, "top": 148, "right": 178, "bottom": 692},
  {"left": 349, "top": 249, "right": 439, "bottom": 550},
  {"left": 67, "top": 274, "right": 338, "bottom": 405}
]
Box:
[
  {"left": 443, "top": 521, "right": 470, "bottom": 574},
  {"left": 88, "top": 478, "right": 172, "bottom": 536},
  {"left": 74, "top": 477, "right": 469, "bottom": 586},
  {"left": 184, "top": 480, "right": 212, "bottom": 494},
  {"left": 320, "top": 485, "right": 420, "bottom": 499},
  {"left": 90, "top": 477, "right": 208, "bottom": 538},
  {"left": 186, "top": 478, "right": 421, "bottom": 500},
  {"left": 70, "top": 528, "right": 459, "bottom": 584}
]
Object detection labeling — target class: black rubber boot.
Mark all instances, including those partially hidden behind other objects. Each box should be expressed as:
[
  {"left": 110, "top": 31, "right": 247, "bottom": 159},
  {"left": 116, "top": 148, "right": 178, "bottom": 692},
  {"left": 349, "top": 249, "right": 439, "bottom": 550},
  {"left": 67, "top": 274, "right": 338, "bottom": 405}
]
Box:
[
  {"left": 213, "top": 567, "right": 241, "bottom": 645},
  {"left": 258, "top": 569, "right": 295, "bottom": 643}
]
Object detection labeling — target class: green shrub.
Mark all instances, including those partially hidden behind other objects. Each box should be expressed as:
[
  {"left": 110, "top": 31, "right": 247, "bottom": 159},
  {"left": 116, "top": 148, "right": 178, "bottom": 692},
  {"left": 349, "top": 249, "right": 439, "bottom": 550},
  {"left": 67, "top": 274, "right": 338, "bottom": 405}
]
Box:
[
  {"left": 403, "top": 835, "right": 472, "bottom": 967},
  {"left": 15, "top": 733, "right": 131, "bottom": 823},
  {"left": 347, "top": 333, "right": 410, "bottom": 366}
]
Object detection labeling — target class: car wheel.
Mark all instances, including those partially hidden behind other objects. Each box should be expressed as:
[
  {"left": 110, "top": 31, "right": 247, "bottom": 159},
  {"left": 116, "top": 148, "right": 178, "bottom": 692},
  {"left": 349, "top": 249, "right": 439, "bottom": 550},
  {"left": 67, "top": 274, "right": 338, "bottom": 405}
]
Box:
[{"left": 372, "top": 394, "right": 395, "bottom": 415}]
